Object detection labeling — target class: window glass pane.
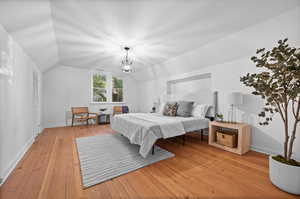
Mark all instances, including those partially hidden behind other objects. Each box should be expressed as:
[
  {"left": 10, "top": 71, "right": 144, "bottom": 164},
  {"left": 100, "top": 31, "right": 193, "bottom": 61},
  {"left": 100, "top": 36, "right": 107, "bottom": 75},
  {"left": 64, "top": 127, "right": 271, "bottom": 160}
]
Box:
[
  {"left": 93, "top": 88, "right": 107, "bottom": 102},
  {"left": 93, "top": 74, "right": 106, "bottom": 88},
  {"left": 113, "top": 77, "right": 123, "bottom": 88},
  {"left": 112, "top": 77, "right": 123, "bottom": 102},
  {"left": 92, "top": 73, "right": 107, "bottom": 102}
]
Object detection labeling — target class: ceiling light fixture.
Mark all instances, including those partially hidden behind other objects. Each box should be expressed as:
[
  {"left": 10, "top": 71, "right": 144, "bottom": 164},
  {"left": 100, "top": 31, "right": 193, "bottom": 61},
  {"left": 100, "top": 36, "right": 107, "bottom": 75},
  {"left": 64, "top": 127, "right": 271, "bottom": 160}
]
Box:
[{"left": 121, "top": 46, "right": 133, "bottom": 73}]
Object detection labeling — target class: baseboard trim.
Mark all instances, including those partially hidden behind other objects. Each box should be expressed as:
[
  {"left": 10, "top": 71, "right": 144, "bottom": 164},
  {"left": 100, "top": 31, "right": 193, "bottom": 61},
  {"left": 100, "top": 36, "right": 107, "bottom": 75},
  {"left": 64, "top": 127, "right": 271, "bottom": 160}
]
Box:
[
  {"left": 44, "top": 121, "right": 97, "bottom": 129},
  {"left": 43, "top": 122, "right": 66, "bottom": 129},
  {"left": 0, "top": 136, "right": 35, "bottom": 186},
  {"left": 251, "top": 145, "right": 281, "bottom": 156}
]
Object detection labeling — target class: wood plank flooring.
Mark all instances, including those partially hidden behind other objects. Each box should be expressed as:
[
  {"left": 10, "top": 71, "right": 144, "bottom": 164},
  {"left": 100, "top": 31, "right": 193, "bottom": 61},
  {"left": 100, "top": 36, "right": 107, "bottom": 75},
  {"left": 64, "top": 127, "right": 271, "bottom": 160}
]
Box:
[{"left": 0, "top": 125, "right": 298, "bottom": 199}]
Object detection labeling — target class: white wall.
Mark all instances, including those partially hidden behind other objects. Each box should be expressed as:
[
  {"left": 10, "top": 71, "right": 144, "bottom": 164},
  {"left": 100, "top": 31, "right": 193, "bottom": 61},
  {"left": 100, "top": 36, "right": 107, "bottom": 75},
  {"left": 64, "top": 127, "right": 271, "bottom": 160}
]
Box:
[
  {"left": 136, "top": 7, "right": 300, "bottom": 160},
  {"left": 0, "top": 24, "right": 42, "bottom": 184},
  {"left": 169, "top": 75, "right": 212, "bottom": 103},
  {"left": 42, "top": 66, "right": 138, "bottom": 128}
]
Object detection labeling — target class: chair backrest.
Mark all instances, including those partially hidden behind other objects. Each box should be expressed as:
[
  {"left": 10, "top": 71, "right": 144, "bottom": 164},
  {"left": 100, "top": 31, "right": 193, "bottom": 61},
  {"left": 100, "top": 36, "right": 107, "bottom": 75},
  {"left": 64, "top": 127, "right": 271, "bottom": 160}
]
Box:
[
  {"left": 72, "top": 107, "right": 89, "bottom": 115},
  {"left": 122, "top": 106, "right": 129, "bottom": 113},
  {"left": 113, "top": 106, "right": 129, "bottom": 115},
  {"left": 113, "top": 106, "right": 123, "bottom": 115}
]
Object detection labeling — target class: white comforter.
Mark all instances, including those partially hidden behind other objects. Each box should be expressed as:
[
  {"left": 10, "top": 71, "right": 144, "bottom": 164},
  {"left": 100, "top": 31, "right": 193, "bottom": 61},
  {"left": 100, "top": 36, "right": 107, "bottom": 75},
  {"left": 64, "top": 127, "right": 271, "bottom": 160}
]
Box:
[{"left": 111, "top": 113, "right": 209, "bottom": 158}]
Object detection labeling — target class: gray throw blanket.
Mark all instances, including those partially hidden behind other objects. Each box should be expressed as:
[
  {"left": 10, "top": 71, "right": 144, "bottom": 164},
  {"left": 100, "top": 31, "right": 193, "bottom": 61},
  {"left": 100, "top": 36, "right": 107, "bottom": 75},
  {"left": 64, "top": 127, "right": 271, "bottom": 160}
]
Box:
[{"left": 111, "top": 113, "right": 185, "bottom": 157}]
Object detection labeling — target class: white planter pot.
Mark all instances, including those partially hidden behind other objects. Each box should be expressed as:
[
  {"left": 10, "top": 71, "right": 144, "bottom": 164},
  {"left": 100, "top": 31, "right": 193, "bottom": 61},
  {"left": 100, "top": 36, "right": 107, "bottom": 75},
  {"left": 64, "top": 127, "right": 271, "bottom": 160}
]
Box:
[{"left": 269, "top": 156, "right": 300, "bottom": 195}]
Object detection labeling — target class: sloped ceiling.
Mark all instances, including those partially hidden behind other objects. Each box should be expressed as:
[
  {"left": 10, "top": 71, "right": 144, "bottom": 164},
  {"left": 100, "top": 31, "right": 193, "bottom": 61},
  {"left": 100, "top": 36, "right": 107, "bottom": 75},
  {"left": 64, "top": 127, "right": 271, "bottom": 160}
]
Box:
[
  {"left": 0, "top": 0, "right": 59, "bottom": 71},
  {"left": 0, "top": 0, "right": 299, "bottom": 75}
]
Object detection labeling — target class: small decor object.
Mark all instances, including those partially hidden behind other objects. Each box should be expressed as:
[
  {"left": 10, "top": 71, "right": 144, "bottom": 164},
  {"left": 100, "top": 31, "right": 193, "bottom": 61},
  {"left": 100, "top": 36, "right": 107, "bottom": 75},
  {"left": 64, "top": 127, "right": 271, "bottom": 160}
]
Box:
[
  {"left": 240, "top": 38, "right": 300, "bottom": 195},
  {"left": 151, "top": 106, "right": 156, "bottom": 113},
  {"left": 163, "top": 102, "right": 178, "bottom": 116},
  {"left": 152, "top": 101, "right": 159, "bottom": 113},
  {"left": 99, "top": 108, "right": 107, "bottom": 113},
  {"left": 216, "top": 113, "right": 224, "bottom": 122},
  {"left": 227, "top": 92, "right": 243, "bottom": 123}
]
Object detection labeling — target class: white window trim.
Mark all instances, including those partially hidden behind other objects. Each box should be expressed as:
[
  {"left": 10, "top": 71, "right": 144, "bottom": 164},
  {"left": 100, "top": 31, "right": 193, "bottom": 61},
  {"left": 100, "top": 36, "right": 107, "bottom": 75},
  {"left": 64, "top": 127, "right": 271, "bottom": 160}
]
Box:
[{"left": 90, "top": 71, "right": 125, "bottom": 104}]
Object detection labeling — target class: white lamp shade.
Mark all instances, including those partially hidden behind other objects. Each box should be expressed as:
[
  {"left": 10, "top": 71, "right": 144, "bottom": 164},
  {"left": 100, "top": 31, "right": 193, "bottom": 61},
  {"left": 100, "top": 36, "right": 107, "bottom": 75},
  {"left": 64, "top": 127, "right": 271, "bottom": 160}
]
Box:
[{"left": 228, "top": 92, "right": 243, "bottom": 105}]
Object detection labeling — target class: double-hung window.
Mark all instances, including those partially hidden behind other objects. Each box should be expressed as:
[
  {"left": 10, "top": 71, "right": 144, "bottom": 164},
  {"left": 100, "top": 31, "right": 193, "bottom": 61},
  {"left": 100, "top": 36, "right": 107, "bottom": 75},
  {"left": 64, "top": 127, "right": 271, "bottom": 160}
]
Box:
[{"left": 91, "top": 72, "right": 124, "bottom": 103}]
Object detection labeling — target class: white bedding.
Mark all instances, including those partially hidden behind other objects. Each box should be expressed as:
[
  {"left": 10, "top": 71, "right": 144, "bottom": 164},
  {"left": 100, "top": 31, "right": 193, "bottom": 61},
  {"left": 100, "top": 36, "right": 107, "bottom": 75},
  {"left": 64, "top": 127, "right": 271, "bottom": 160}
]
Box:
[{"left": 111, "top": 113, "right": 209, "bottom": 158}]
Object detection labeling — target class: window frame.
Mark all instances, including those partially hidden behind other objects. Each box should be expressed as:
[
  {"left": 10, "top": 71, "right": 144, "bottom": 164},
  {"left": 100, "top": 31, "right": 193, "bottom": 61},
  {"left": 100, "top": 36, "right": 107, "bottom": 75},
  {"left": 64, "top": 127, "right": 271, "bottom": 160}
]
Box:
[{"left": 90, "top": 71, "right": 125, "bottom": 104}]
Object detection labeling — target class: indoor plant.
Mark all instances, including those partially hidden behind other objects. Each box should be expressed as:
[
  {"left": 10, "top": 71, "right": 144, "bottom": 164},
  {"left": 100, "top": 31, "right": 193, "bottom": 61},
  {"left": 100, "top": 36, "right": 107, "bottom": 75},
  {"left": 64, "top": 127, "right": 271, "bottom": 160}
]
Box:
[
  {"left": 216, "top": 113, "right": 224, "bottom": 122},
  {"left": 240, "top": 38, "right": 300, "bottom": 195}
]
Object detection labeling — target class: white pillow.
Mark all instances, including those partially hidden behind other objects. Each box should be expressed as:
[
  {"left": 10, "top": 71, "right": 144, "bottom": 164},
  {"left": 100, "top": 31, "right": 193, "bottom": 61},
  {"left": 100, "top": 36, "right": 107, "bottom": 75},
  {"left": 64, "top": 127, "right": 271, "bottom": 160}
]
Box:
[
  {"left": 158, "top": 102, "right": 166, "bottom": 114},
  {"left": 192, "top": 104, "right": 211, "bottom": 118}
]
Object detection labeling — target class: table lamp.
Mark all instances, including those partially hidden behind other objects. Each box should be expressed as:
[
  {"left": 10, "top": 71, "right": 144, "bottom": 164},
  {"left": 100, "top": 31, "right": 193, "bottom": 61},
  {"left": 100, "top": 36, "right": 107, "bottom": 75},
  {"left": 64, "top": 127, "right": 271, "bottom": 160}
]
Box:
[{"left": 227, "top": 92, "right": 243, "bottom": 123}]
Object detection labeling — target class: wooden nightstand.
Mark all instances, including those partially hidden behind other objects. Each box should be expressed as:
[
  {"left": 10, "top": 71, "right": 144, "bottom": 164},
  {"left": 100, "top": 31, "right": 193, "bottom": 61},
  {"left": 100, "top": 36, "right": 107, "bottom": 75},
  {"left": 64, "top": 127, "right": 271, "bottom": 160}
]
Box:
[{"left": 209, "top": 121, "right": 251, "bottom": 155}]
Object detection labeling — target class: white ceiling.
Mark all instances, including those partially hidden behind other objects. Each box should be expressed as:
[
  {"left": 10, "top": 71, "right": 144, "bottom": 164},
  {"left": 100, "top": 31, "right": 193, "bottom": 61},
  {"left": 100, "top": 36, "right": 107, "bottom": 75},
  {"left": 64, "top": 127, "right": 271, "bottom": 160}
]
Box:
[{"left": 0, "top": 0, "right": 299, "bottom": 74}]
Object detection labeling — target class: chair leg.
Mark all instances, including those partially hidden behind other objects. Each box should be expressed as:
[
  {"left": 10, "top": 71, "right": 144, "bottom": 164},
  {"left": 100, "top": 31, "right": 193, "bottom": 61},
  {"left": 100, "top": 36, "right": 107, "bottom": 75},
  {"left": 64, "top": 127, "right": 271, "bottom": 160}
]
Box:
[
  {"left": 182, "top": 134, "right": 186, "bottom": 145},
  {"left": 86, "top": 119, "right": 88, "bottom": 125},
  {"left": 72, "top": 116, "right": 74, "bottom": 127}
]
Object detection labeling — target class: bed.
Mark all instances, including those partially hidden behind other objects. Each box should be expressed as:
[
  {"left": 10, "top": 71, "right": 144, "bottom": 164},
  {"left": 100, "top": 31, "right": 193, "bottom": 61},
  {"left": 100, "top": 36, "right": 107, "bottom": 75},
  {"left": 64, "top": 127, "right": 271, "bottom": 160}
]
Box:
[
  {"left": 111, "top": 83, "right": 218, "bottom": 157},
  {"left": 111, "top": 112, "right": 211, "bottom": 158}
]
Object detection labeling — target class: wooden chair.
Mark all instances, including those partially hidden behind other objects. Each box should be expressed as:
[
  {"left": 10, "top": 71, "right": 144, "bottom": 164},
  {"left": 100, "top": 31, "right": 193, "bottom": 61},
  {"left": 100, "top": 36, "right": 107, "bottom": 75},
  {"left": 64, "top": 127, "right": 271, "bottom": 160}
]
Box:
[
  {"left": 71, "top": 107, "right": 98, "bottom": 126},
  {"left": 113, "top": 106, "right": 129, "bottom": 115},
  {"left": 113, "top": 106, "right": 123, "bottom": 115}
]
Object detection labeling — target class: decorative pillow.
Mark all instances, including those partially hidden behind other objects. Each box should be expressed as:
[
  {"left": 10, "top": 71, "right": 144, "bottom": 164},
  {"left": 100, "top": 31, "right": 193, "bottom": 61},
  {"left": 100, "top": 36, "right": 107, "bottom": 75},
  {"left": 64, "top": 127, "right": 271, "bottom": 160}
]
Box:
[
  {"left": 163, "top": 102, "right": 178, "bottom": 116},
  {"left": 192, "top": 104, "right": 211, "bottom": 118},
  {"left": 176, "top": 101, "right": 194, "bottom": 117}
]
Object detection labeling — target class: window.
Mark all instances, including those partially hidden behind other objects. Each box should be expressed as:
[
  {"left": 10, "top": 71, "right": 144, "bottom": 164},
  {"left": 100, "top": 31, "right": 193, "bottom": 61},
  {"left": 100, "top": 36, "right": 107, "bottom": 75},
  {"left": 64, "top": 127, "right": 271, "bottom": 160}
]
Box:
[
  {"left": 112, "top": 77, "right": 123, "bottom": 102},
  {"left": 91, "top": 72, "right": 124, "bottom": 103}
]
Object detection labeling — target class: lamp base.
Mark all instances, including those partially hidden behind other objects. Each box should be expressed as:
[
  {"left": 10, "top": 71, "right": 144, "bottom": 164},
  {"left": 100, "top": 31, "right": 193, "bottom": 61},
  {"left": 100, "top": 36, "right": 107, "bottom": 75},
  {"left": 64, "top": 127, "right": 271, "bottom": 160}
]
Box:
[{"left": 227, "top": 105, "right": 237, "bottom": 123}]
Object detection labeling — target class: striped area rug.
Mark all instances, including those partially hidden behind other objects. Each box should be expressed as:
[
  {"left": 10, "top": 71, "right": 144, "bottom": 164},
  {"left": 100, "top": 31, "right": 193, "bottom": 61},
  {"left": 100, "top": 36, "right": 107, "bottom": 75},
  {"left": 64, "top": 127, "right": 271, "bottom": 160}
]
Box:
[{"left": 75, "top": 133, "right": 174, "bottom": 188}]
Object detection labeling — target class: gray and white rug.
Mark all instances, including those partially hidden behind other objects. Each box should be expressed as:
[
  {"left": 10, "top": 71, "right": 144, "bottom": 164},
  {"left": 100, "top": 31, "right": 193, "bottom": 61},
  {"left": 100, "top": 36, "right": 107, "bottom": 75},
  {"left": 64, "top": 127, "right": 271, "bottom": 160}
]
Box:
[{"left": 75, "top": 133, "right": 174, "bottom": 188}]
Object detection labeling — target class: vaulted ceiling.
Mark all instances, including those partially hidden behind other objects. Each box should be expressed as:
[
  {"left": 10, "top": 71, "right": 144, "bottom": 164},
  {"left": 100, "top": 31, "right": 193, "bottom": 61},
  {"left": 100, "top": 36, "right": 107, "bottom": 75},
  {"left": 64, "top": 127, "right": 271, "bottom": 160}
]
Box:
[{"left": 0, "top": 0, "right": 299, "bottom": 74}]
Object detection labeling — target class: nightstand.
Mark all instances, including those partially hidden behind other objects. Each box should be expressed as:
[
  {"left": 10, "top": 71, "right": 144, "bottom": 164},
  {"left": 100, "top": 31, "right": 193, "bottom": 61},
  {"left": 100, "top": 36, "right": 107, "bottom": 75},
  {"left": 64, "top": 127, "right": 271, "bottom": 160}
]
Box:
[{"left": 209, "top": 121, "right": 251, "bottom": 155}]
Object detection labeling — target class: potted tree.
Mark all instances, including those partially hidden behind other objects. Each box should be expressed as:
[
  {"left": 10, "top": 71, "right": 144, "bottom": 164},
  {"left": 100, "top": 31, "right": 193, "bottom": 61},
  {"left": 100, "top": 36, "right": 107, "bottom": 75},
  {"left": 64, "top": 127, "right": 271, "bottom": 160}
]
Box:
[{"left": 240, "top": 38, "right": 300, "bottom": 195}]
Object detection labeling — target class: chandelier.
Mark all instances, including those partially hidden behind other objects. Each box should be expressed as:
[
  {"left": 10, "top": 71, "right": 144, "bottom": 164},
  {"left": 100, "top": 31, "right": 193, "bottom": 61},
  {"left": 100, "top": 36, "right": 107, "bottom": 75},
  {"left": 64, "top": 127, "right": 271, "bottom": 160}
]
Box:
[{"left": 121, "top": 46, "right": 133, "bottom": 73}]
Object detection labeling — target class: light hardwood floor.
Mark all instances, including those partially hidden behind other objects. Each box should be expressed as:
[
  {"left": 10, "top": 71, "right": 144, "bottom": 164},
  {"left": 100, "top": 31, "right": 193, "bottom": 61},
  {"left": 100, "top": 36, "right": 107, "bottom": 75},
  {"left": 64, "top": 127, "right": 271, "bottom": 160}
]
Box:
[{"left": 0, "top": 125, "right": 298, "bottom": 199}]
